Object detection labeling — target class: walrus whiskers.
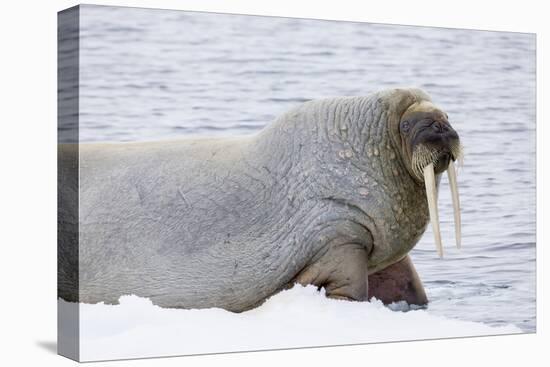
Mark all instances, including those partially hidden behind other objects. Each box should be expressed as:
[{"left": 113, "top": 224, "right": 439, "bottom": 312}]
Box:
[{"left": 411, "top": 144, "right": 437, "bottom": 181}]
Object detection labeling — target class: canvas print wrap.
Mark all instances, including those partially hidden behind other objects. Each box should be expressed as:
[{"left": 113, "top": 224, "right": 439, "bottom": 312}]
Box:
[{"left": 58, "top": 4, "right": 536, "bottom": 362}]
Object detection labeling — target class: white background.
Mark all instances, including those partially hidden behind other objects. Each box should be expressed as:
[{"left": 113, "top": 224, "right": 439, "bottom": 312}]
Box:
[{"left": 0, "top": 0, "right": 547, "bottom": 366}]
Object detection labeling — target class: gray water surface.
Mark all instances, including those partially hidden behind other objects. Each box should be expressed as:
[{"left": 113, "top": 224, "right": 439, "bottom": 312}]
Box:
[{"left": 74, "top": 5, "right": 536, "bottom": 332}]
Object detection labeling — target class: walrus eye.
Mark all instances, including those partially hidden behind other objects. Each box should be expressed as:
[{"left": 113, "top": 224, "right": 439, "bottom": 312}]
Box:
[{"left": 401, "top": 120, "right": 410, "bottom": 133}]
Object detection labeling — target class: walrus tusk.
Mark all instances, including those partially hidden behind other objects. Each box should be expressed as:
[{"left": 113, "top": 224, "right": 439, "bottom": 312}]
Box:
[
  {"left": 447, "top": 160, "right": 461, "bottom": 249},
  {"left": 423, "top": 163, "right": 443, "bottom": 258}
]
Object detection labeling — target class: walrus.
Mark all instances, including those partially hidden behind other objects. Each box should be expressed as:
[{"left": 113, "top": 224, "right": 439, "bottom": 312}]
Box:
[{"left": 58, "top": 88, "right": 462, "bottom": 312}]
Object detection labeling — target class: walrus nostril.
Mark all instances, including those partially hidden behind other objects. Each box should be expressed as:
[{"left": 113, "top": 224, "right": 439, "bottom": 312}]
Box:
[{"left": 431, "top": 121, "right": 446, "bottom": 133}]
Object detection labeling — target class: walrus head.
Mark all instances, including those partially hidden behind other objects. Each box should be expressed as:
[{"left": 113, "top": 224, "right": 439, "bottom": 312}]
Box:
[
  {"left": 395, "top": 98, "right": 463, "bottom": 257},
  {"left": 398, "top": 101, "right": 462, "bottom": 179}
]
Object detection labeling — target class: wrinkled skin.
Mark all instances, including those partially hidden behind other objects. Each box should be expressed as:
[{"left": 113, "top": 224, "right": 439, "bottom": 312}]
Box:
[{"left": 58, "top": 88, "right": 460, "bottom": 311}]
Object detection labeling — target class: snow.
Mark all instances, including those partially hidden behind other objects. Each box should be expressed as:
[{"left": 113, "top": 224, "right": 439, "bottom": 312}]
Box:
[{"left": 64, "top": 285, "right": 521, "bottom": 361}]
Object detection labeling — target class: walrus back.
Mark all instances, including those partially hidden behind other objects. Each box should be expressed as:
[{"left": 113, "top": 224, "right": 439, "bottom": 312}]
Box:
[{"left": 60, "top": 135, "right": 306, "bottom": 310}]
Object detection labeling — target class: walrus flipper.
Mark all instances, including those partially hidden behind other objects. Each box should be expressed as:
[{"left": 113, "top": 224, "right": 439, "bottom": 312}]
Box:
[
  {"left": 294, "top": 243, "right": 370, "bottom": 302},
  {"left": 367, "top": 255, "right": 428, "bottom": 306}
]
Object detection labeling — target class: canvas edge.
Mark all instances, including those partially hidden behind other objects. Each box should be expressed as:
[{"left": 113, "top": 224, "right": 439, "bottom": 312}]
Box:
[{"left": 57, "top": 4, "right": 81, "bottom": 362}]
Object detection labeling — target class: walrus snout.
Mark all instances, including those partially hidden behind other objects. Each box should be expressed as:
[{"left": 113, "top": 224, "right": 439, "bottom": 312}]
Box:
[
  {"left": 425, "top": 121, "right": 459, "bottom": 147},
  {"left": 408, "top": 118, "right": 461, "bottom": 179},
  {"left": 430, "top": 120, "right": 451, "bottom": 133},
  {"left": 413, "top": 120, "right": 459, "bottom": 152}
]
